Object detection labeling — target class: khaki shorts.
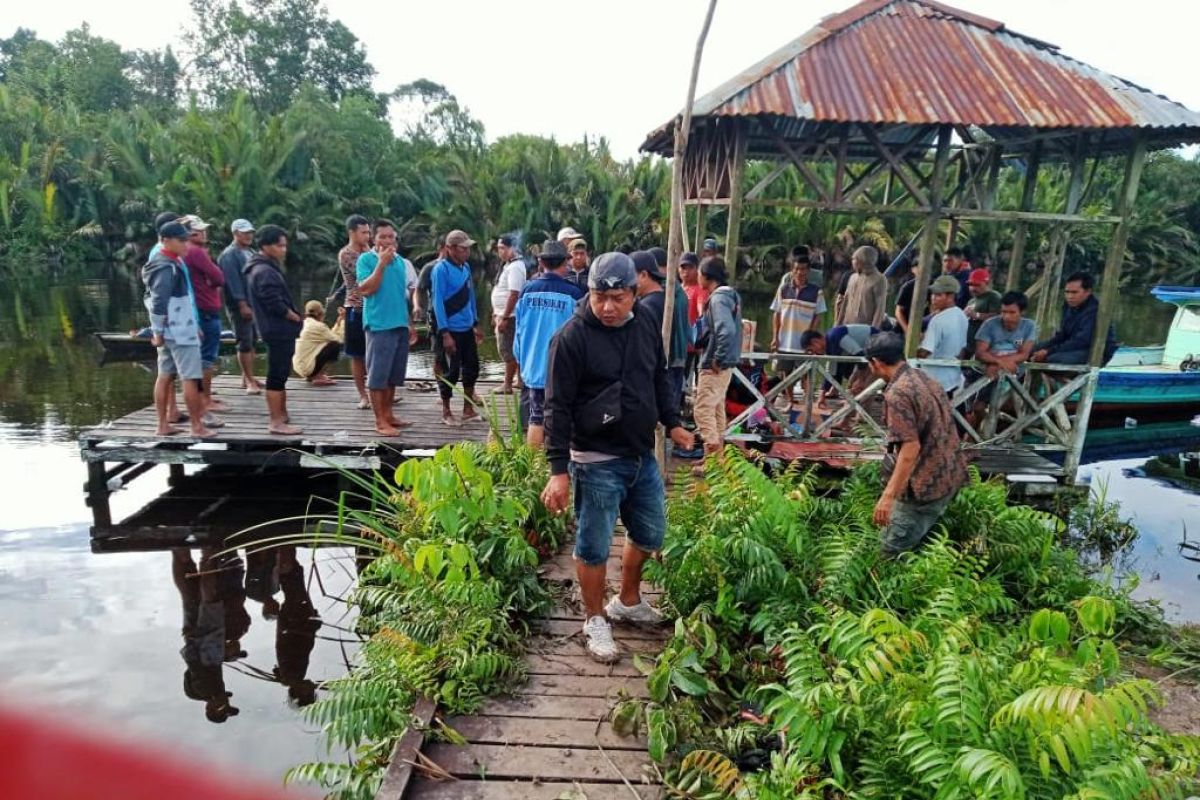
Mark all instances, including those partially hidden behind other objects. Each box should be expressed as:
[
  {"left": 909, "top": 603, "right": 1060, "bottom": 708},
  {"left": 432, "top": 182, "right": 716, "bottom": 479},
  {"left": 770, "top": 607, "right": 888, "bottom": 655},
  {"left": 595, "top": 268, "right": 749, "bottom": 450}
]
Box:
[
  {"left": 497, "top": 325, "right": 516, "bottom": 362},
  {"left": 157, "top": 341, "right": 203, "bottom": 380}
]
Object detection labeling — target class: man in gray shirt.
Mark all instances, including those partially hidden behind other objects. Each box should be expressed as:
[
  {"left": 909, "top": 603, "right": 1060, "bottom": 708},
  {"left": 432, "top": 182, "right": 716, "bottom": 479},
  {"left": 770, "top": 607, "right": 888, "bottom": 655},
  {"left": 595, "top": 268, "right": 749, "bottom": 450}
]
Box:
[
  {"left": 975, "top": 291, "right": 1037, "bottom": 378},
  {"left": 217, "top": 218, "right": 261, "bottom": 394}
]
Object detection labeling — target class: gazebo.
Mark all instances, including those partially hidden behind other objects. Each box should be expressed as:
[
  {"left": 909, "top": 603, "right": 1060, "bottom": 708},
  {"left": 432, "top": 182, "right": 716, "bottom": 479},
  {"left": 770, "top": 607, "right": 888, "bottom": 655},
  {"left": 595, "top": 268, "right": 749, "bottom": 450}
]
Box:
[{"left": 642, "top": 0, "right": 1200, "bottom": 364}]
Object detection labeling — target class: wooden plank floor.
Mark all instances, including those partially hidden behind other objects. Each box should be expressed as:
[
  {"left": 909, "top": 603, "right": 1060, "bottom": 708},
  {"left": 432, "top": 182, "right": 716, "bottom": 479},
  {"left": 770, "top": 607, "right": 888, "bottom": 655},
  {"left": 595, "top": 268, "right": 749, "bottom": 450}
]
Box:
[
  {"left": 80, "top": 374, "right": 514, "bottom": 452},
  {"left": 400, "top": 539, "right": 667, "bottom": 800}
]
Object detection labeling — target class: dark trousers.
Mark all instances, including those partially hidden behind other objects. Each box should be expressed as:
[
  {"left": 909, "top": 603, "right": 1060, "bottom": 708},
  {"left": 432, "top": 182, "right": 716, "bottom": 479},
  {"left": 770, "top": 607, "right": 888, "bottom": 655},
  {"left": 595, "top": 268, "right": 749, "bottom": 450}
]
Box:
[
  {"left": 312, "top": 341, "right": 341, "bottom": 377},
  {"left": 437, "top": 329, "right": 480, "bottom": 401}
]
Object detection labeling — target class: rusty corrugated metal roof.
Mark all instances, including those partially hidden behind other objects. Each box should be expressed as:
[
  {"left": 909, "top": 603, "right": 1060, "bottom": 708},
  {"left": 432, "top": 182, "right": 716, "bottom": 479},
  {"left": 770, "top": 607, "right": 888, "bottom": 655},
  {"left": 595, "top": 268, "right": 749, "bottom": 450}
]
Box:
[{"left": 642, "top": 0, "right": 1200, "bottom": 153}]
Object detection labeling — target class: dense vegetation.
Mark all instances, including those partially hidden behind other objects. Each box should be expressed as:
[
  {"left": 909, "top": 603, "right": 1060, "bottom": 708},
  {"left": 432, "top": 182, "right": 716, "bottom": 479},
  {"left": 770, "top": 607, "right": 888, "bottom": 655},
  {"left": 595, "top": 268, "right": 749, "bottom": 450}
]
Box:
[
  {"left": 616, "top": 455, "right": 1199, "bottom": 799},
  {"left": 2, "top": 0, "right": 1200, "bottom": 288},
  {"left": 282, "top": 436, "right": 566, "bottom": 799}
]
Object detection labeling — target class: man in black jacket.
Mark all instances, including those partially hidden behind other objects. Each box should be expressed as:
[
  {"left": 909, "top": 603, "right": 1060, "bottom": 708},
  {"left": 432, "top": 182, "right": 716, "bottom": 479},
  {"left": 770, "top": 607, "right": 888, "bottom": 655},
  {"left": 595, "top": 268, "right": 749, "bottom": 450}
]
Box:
[
  {"left": 1031, "top": 272, "right": 1117, "bottom": 365},
  {"left": 245, "top": 225, "right": 303, "bottom": 435},
  {"left": 540, "top": 253, "right": 694, "bottom": 663}
]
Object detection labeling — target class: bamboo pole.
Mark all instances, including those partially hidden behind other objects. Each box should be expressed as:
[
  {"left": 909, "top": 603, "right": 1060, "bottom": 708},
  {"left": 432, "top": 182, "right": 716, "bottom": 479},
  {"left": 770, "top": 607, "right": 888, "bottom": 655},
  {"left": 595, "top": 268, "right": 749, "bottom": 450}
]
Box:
[
  {"left": 1006, "top": 142, "right": 1042, "bottom": 292},
  {"left": 660, "top": 0, "right": 718, "bottom": 469},
  {"left": 724, "top": 122, "right": 747, "bottom": 280},
  {"left": 1090, "top": 135, "right": 1147, "bottom": 366},
  {"left": 904, "top": 126, "right": 953, "bottom": 358}
]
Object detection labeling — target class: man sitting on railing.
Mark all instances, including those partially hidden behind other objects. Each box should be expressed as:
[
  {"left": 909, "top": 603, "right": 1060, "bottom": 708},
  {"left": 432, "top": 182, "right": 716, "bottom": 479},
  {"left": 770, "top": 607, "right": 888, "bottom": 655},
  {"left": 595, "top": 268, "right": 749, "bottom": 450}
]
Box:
[
  {"left": 866, "top": 332, "right": 966, "bottom": 556},
  {"left": 1030, "top": 271, "right": 1117, "bottom": 366},
  {"left": 975, "top": 291, "right": 1036, "bottom": 379}
]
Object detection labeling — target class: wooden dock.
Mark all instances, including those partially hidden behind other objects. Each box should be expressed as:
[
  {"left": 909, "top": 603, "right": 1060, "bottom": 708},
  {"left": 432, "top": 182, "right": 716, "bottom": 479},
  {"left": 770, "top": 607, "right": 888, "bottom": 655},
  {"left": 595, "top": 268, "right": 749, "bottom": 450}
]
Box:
[
  {"left": 78, "top": 374, "right": 511, "bottom": 541},
  {"left": 382, "top": 539, "right": 668, "bottom": 800}
]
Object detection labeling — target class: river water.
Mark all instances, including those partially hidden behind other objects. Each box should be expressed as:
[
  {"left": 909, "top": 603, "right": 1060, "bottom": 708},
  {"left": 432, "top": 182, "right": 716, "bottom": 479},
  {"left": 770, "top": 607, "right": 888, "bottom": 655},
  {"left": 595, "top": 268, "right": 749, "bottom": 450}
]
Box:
[{"left": 0, "top": 263, "right": 1197, "bottom": 784}]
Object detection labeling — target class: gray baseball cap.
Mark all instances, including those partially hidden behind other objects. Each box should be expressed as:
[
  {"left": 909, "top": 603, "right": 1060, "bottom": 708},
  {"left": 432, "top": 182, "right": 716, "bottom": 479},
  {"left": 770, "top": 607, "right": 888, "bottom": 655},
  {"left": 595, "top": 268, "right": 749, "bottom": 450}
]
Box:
[
  {"left": 230, "top": 218, "right": 255, "bottom": 233},
  {"left": 930, "top": 275, "right": 962, "bottom": 295},
  {"left": 588, "top": 252, "right": 638, "bottom": 290}
]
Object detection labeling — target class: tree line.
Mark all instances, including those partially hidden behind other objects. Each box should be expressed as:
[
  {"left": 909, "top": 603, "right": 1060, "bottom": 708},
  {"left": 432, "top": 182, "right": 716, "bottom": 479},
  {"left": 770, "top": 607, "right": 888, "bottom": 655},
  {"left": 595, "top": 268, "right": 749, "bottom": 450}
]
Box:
[{"left": 1, "top": 0, "right": 1198, "bottom": 290}]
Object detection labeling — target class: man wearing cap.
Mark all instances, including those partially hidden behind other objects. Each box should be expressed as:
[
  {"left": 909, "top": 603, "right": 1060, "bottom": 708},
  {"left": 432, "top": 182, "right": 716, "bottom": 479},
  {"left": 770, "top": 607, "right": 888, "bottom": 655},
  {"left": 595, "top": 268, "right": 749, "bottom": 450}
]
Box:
[
  {"left": 179, "top": 215, "right": 226, "bottom": 429},
  {"left": 701, "top": 238, "right": 719, "bottom": 260},
  {"left": 357, "top": 219, "right": 420, "bottom": 437},
  {"left": 431, "top": 230, "right": 484, "bottom": 425},
  {"left": 219, "top": 218, "right": 262, "bottom": 394},
  {"left": 143, "top": 221, "right": 214, "bottom": 438},
  {"left": 338, "top": 215, "right": 373, "bottom": 409},
  {"left": 918, "top": 275, "right": 970, "bottom": 395},
  {"left": 695, "top": 257, "right": 743, "bottom": 464},
  {"left": 964, "top": 268, "right": 1002, "bottom": 343},
  {"left": 865, "top": 332, "right": 966, "bottom": 556},
  {"left": 244, "top": 224, "right": 304, "bottom": 436},
  {"left": 566, "top": 238, "right": 590, "bottom": 290},
  {"left": 540, "top": 252, "right": 694, "bottom": 663},
  {"left": 513, "top": 240, "right": 584, "bottom": 449},
  {"left": 556, "top": 226, "right": 582, "bottom": 245},
  {"left": 491, "top": 233, "right": 526, "bottom": 395}
]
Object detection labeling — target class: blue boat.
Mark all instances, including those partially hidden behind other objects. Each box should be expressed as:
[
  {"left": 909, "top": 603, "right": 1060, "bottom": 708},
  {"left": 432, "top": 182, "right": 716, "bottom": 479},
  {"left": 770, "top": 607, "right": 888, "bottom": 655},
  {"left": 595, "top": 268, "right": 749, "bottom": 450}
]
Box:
[{"left": 1095, "top": 286, "right": 1200, "bottom": 418}]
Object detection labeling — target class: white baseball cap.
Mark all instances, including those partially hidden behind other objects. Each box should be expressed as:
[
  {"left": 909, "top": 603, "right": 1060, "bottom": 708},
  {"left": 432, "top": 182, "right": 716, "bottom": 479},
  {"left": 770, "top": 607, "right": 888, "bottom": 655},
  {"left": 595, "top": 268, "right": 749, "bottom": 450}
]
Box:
[{"left": 556, "top": 226, "right": 582, "bottom": 242}]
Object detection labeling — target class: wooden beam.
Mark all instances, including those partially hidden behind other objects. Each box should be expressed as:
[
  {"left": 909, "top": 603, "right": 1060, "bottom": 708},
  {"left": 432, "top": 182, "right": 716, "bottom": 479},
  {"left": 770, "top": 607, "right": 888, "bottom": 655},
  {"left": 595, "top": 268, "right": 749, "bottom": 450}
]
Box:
[
  {"left": 740, "top": 197, "right": 1118, "bottom": 225},
  {"left": 833, "top": 126, "right": 850, "bottom": 201},
  {"left": 1006, "top": 141, "right": 1042, "bottom": 291},
  {"left": 724, "top": 121, "right": 747, "bottom": 279},
  {"left": 905, "top": 125, "right": 953, "bottom": 357},
  {"left": 744, "top": 160, "right": 788, "bottom": 201},
  {"left": 1062, "top": 368, "right": 1099, "bottom": 482},
  {"left": 768, "top": 126, "right": 830, "bottom": 202},
  {"left": 1036, "top": 136, "right": 1087, "bottom": 335},
  {"left": 376, "top": 697, "right": 438, "bottom": 800},
  {"left": 1090, "top": 135, "right": 1147, "bottom": 366},
  {"left": 842, "top": 126, "right": 934, "bottom": 203},
  {"left": 861, "top": 125, "right": 929, "bottom": 205}
]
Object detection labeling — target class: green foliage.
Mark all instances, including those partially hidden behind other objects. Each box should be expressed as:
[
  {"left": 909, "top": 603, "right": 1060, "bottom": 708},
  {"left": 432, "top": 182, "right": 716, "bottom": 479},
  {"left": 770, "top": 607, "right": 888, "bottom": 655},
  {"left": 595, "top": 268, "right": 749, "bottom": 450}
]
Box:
[
  {"left": 638, "top": 452, "right": 1200, "bottom": 800},
  {"left": 274, "top": 441, "right": 566, "bottom": 800}
]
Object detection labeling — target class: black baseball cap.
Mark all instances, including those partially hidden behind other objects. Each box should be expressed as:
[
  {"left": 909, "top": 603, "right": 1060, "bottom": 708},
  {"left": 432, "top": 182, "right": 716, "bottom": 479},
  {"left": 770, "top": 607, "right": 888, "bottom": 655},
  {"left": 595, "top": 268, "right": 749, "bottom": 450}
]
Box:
[
  {"left": 630, "top": 250, "right": 664, "bottom": 280},
  {"left": 680, "top": 252, "right": 699, "bottom": 267},
  {"left": 158, "top": 221, "right": 190, "bottom": 240},
  {"left": 539, "top": 240, "right": 568, "bottom": 262}
]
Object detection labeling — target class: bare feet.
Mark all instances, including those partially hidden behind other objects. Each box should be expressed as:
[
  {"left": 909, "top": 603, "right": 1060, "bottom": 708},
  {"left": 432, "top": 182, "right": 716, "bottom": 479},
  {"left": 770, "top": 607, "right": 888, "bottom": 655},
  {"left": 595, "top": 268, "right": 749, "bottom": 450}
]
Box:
[
  {"left": 311, "top": 375, "right": 335, "bottom": 386},
  {"left": 385, "top": 417, "right": 413, "bottom": 429},
  {"left": 209, "top": 398, "right": 230, "bottom": 412},
  {"left": 461, "top": 409, "right": 480, "bottom": 423},
  {"left": 155, "top": 425, "right": 183, "bottom": 436},
  {"left": 191, "top": 426, "right": 216, "bottom": 438},
  {"left": 442, "top": 413, "right": 459, "bottom": 427},
  {"left": 244, "top": 383, "right": 262, "bottom": 395},
  {"left": 375, "top": 425, "right": 401, "bottom": 436},
  {"left": 268, "top": 423, "right": 303, "bottom": 435}
]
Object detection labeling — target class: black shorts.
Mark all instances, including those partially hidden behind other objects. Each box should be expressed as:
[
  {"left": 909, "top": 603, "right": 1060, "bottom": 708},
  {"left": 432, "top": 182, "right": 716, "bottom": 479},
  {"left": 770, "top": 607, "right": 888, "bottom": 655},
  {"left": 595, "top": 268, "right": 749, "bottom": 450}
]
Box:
[
  {"left": 264, "top": 337, "right": 295, "bottom": 391},
  {"left": 343, "top": 307, "right": 366, "bottom": 359}
]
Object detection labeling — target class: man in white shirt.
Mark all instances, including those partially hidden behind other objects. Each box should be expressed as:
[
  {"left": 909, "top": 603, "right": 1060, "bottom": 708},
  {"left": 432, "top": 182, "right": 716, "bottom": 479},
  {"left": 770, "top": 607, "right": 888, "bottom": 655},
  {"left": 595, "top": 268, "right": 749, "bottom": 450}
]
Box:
[
  {"left": 918, "top": 275, "right": 969, "bottom": 395},
  {"left": 491, "top": 233, "right": 527, "bottom": 394}
]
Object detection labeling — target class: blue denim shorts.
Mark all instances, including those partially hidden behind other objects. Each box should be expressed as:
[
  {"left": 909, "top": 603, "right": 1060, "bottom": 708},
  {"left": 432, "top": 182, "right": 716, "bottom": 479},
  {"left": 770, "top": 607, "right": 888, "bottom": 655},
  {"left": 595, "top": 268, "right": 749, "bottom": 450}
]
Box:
[
  {"left": 570, "top": 453, "right": 666, "bottom": 566},
  {"left": 198, "top": 311, "right": 222, "bottom": 369}
]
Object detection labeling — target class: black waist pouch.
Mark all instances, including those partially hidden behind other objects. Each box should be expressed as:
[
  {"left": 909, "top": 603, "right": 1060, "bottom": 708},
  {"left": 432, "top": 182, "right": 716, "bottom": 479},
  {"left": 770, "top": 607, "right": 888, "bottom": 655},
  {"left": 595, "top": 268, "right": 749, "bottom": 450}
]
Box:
[{"left": 575, "top": 381, "right": 624, "bottom": 436}]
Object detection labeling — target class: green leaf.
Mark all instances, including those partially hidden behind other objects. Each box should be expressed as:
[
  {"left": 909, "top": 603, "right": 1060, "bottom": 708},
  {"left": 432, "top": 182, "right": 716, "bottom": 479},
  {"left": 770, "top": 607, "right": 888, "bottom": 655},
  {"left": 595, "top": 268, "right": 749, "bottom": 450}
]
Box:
[{"left": 669, "top": 668, "right": 710, "bottom": 697}]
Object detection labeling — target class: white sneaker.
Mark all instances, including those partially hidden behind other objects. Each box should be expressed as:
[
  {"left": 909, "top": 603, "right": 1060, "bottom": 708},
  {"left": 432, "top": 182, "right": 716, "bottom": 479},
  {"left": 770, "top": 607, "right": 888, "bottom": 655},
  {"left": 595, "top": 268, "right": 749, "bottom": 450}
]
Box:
[
  {"left": 582, "top": 615, "right": 619, "bottom": 663},
  {"left": 202, "top": 413, "right": 225, "bottom": 428},
  {"left": 605, "top": 597, "right": 665, "bottom": 627}
]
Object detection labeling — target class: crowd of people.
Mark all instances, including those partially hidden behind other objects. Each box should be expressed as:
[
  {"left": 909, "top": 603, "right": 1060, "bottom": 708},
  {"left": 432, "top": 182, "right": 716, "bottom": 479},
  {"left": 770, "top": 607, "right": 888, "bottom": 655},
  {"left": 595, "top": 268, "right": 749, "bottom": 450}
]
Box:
[{"left": 141, "top": 213, "right": 1118, "bottom": 663}]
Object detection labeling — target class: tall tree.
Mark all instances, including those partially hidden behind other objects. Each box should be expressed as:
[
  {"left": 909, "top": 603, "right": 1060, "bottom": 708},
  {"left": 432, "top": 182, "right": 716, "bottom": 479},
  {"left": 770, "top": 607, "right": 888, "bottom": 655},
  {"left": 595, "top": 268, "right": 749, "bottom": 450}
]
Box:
[{"left": 188, "top": 0, "right": 378, "bottom": 115}]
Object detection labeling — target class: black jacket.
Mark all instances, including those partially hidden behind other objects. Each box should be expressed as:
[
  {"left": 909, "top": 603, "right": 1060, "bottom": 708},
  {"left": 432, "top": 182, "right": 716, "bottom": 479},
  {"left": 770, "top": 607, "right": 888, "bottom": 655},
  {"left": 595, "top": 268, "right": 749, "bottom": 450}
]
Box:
[
  {"left": 1042, "top": 294, "right": 1117, "bottom": 362},
  {"left": 244, "top": 253, "right": 301, "bottom": 341},
  {"left": 545, "top": 301, "right": 682, "bottom": 476}
]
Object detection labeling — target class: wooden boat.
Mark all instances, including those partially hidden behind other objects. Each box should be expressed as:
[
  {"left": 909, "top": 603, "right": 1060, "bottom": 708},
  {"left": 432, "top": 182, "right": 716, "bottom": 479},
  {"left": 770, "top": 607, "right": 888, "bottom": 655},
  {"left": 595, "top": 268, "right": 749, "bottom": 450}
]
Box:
[{"left": 1094, "top": 286, "right": 1200, "bottom": 419}]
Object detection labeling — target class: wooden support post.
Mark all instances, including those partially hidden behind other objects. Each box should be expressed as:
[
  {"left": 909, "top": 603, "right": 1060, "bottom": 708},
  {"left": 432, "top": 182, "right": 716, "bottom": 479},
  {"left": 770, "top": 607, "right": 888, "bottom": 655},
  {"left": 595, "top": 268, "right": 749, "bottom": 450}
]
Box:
[
  {"left": 1062, "top": 368, "right": 1099, "bottom": 482},
  {"left": 1036, "top": 136, "right": 1088, "bottom": 336},
  {"left": 905, "top": 126, "right": 953, "bottom": 358},
  {"left": 1090, "top": 135, "right": 1147, "bottom": 366},
  {"left": 1006, "top": 142, "right": 1042, "bottom": 292},
  {"left": 944, "top": 217, "right": 960, "bottom": 252},
  {"left": 694, "top": 203, "right": 707, "bottom": 251},
  {"left": 86, "top": 461, "right": 113, "bottom": 530},
  {"left": 724, "top": 122, "right": 747, "bottom": 280}
]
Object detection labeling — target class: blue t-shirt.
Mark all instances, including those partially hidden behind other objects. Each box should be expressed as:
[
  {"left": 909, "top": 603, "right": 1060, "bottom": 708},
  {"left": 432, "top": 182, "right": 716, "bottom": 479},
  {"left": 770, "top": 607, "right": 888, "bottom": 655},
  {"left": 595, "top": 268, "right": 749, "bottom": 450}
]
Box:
[
  {"left": 976, "top": 316, "right": 1037, "bottom": 358},
  {"left": 431, "top": 258, "right": 478, "bottom": 333},
  {"left": 513, "top": 272, "right": 584, "bottom": 389},
  {"left": 356, "top": 251, "right": 416, "bottom": 332}
]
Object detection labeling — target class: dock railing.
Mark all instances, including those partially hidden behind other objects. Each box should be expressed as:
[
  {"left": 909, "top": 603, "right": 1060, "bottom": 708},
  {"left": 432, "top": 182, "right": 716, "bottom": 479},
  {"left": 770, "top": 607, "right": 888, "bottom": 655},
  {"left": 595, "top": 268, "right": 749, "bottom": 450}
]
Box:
[{"left": 727, "top": 352, "right": 1098, "bottom": 481}]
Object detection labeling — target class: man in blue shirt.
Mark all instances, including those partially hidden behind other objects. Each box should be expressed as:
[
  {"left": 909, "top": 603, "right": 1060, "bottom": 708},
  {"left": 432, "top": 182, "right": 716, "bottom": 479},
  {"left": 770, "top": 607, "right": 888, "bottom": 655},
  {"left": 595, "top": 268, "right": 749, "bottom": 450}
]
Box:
[
  {"left": 514, "top": 240, "right": 584, "bottom": 448},
  {"left": 431, "top": 229, "right": 484, "bottom": 426},
  {"left": 356, "top": 219, "right": 418, "bottom": 436}
]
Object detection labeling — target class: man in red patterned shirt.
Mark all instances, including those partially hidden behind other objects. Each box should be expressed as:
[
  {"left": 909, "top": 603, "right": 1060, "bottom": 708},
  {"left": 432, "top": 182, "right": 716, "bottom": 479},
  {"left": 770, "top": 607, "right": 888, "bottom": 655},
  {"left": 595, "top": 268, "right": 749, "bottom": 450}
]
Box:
[{"left": 865, "top": 331, "right": 967, "bottom": 555}]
